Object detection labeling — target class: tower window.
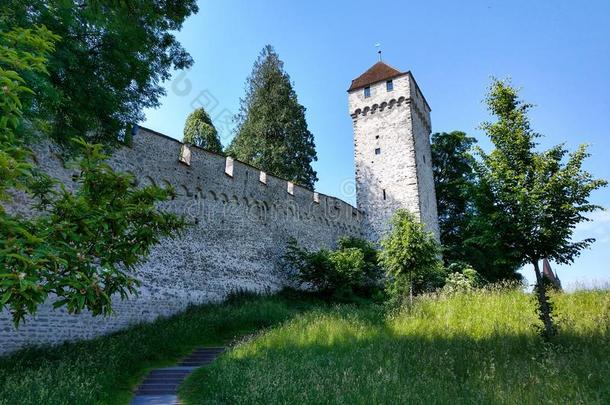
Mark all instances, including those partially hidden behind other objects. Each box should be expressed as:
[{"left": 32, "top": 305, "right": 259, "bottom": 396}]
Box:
[
  {"left": 386, "top": 80, "right": 394, "bottom": 91},
  {"left": 375, "top": 148, "right": 381, "bottom": 155},
  {"left": 383, "top": 189, "right": 386, "bottom": 200},
  {"left": 364, "top": 86, "right": 371, "bottom": 98},
  {"left": 375, "top": 135, "right": 379, "bottom": 139}
]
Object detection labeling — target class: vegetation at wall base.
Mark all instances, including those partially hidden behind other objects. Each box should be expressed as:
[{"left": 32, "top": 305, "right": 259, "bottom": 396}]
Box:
[
  {"left": 0, "top": 290, "right": 321, "bottom": 405},
  {"left": 380, "top": 209, "right": 445, "bottom": 305},
  {"left": 283, "top": 236, "right": 382, "bottom": 301},
  {"left": 1, "top": 288, "right": 608, "bottom": 404}
]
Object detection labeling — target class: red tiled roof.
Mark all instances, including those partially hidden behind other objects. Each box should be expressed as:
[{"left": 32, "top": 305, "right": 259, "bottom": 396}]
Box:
[
  {"left": 348, "top": 61, "right": 405, "bottom": 91},
  {"left": 542, "top": 258, "right": 562, "bottom": 289}
]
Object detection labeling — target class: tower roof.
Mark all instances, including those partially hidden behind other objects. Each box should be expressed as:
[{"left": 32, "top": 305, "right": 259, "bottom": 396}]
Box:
[
  {"left": 542, "top": 258, "right": 562, "bottom": 290},
  {"left": 348, "top": 61, "right": 405, "bottom": 91}
]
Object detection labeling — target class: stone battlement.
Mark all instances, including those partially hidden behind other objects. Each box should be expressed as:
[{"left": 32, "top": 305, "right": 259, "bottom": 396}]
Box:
[
  {"left": 0, "top": 60, "right": 439, "bottom": 356},
  {"left": 134, "top": 126, "right": 362, "bottom": 231},
  {"left": 0, "top": 127, "right": 362, "bottom": 356}
]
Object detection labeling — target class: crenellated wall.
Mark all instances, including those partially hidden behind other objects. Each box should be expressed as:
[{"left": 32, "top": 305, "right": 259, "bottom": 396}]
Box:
[{"left": 0, "top": 127, "right": 362, "bottom": 355}]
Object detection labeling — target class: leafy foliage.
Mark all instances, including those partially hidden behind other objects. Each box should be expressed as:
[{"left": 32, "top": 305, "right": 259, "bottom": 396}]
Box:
[
  {"left": 226, "top": 45, "right": 318, "bottom": 188},
  {"left": 183, "top": 107, "right": 222, "bottom": 153},
  {"left": 283, "top": 236, "right": 381, "bottom": 299},
  {"left": 431, "top": 131, "right": 478, "bottom": 258},
  {"left": 1, "top": 140, "right": 186, "bottom": 325},
  {"left": 0, "top": 24, "right": 59, "bottom": 200},
  {"left": 3, "top": 0, "right": 198, "bottom": 146},
  {"left": 442, "top": 267, "right": 483, "bottom": 295},
  {"left": 476, "top": 78, "right": 608, "bottom": 337},
  {"left": 0, "top": 22, "right": 186, "bottom": 325},
  {"left": 431, "top": 131, "right": 522, "bottom": 281},
  {"left": 379, "top": 210, "right": 444, "bottom": 303}
]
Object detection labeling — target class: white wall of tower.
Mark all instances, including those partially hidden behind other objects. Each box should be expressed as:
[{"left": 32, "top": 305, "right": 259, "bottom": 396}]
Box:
[{"left": 349, "top": 72, "right": 440, "bottom": 242}]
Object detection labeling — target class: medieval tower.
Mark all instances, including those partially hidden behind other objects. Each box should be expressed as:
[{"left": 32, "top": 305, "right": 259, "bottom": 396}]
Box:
[{"left": 348, "top": 61, "right": 440, "bottom": 242}]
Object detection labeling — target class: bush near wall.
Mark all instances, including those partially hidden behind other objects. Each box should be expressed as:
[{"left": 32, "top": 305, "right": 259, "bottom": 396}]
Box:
[{"left": 283, "top": 236, "right": 382, "bottom": 301}]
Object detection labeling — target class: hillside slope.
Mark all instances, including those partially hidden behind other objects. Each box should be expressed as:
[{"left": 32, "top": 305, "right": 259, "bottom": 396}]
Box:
[{"left": 181, "top": 288, "right": 610, "bottom": 404}]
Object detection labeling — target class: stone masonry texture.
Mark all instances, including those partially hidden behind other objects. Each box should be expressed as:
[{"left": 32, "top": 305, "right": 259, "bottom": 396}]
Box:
[
  {"left": 349, "top": 71, "right": 440, "bottom": 242},
  {"left": 0, "top": 66, "right": 439, "bottom": 355},
  {"left": 0, "top": 128, "right": 362, "bottom": 355}
]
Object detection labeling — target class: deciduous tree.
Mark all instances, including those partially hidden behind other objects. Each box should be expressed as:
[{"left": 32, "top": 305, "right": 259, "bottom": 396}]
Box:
[
  {"left": 4, "top": 0, "right": 198, "bottom": 147},
  {"left": 431, "top": 131, "right": 522, "bottom": 281},
  {"left": 379, "top": 210, "right": 444, "bottom": 305},
  {"left": 0, "top": 22, "right": 185, "bottom": 326},
  {"left": 431, "top": 131, "right": 477, "bottom": 262},
  {"left": 477, "top": 78, "right": 607, "bottom": 337}
]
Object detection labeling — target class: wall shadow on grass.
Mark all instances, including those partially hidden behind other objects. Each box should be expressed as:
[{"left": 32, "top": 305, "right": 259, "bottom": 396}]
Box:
[
  {"left": 181, "top": 305, "right": 610, "bottom": 405},
  {"left": 0, "top": 291, "right": 320, "bottom": 405}
]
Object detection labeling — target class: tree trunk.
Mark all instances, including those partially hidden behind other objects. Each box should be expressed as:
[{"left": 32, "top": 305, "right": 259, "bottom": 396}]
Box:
[
  {"left": 533, "top": 260, "right": 555, "bottom": 339},
  {"left": 409, "top": 272, "right": 413, "bottom": 307},
  {"left": 409, "top": 280, "right": 413, "bottom": 307}
]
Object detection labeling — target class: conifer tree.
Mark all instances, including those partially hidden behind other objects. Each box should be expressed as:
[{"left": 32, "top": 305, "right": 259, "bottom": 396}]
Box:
[
  {"left": 226, "top": 45, "right": 318, "bottom": 188},
  {"left": 183, "top": 108, "right": 222, "bottom": 153}
]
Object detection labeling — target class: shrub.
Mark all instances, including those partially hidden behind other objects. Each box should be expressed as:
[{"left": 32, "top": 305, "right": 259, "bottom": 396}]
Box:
[
  {"left": 379, "top": 210, "right": 444, "bottom": 305},
  {"left": 337, "top": 236, "right": 379, "bottom": 282},
  {"left": 443, "top": 267, "right": 483, "bottom": 295},
  {"left": 328, "top": 248, "right": 366, "bottom": 287},
  {"left": 283, "top": 237, "right": 381, "bottom": 300}
]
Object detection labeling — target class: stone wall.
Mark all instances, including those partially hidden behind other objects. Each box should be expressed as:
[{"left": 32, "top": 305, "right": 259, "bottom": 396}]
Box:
[
  {"left": 409, "top": 75, "right": 440, "bottom": 240},
  {"left": 0, "top": 128, "right": 362, "bottom": 356},
  {"left": 349, "top": 72, "right": 440, "bottom": 242}
]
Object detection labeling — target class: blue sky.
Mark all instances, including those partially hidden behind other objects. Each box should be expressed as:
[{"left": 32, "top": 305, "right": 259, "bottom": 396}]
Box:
[{"left": 143, "top": 0, "right": 610, "bottom": 289}]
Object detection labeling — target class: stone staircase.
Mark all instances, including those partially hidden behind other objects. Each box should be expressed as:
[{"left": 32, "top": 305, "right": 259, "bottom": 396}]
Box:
[{"left": 130, "top": 347, "right": 225, "bottom": 405}]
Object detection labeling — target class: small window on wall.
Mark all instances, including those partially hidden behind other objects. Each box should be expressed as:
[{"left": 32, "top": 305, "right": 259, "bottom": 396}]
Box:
[
  {"left": 375, "top": 148, "right": 381, "bottom": 155},
  {"left": 364, "top": 86, "right": 371, "bottom": 98},
  {"left": 386, "top": 80, "right": 394, "bottom": 91},
  {"left": 382, "top": 189, "right": 387, "bottom": 200}
]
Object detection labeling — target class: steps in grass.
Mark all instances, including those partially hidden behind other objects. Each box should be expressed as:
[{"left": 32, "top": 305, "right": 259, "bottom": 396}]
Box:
[{"left": 130, "top": 347, "right": 225, "bottom": 405}]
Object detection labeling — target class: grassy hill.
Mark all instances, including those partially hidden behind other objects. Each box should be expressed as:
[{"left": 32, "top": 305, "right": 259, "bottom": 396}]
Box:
[
  {"left": 0, "top": 288, "right": 608, "bottom": 404},
  {"left": 180, "top": 288, "right": 609, "bottom": 404}
]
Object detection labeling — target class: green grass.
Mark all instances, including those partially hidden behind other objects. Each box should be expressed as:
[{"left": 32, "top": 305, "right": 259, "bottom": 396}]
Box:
[
  {"left": 0, "top": 290, "right": 320, "bottom": 405},
  {"left": 1, "top": 288, "right": 608, "bottom": 404},
  {"left": 180, "top": 288, "right": 610, "bottom": 404}
]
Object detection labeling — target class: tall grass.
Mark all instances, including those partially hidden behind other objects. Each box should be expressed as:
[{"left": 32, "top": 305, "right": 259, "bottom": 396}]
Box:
[
  {"left": 0, "top": 290, "right": 318, "bottom": 405},
  {"left": 181, "top": 287, "right": 610, "bottom": 404},
  {"left": 1, "top": 288, "right": 607, "bottom": 404}
]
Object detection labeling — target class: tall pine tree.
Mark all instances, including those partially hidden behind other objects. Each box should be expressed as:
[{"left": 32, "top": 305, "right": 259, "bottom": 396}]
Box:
[{"left": 226, "top": 45, "right": 318, "bottom": 188}]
